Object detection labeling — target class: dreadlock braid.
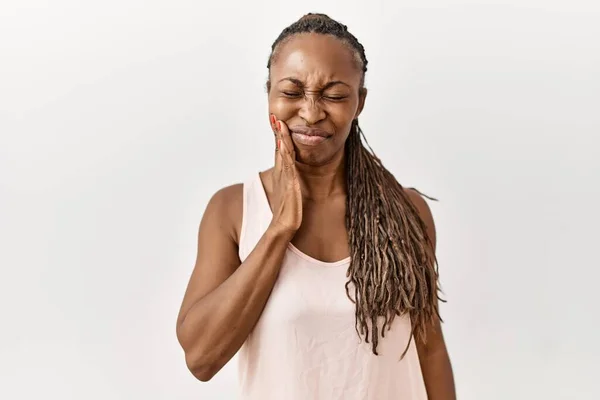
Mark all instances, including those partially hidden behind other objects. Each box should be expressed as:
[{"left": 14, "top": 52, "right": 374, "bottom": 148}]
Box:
[{"left": 267, "top": 13, "right": 444, "bottom": 357}]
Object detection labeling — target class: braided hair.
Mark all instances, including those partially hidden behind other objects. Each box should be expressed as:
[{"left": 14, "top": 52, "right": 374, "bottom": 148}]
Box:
[{"left": 267, "top": 13, "right": 444, "bottom": 357}]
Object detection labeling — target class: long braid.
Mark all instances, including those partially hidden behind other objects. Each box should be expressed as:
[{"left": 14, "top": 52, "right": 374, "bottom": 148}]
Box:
[
  {"left": 268, "top": 13, "right": 444, "bottom": 357},
  {"left": 345, "top": 121, "right": 443, "bottom": 357}
]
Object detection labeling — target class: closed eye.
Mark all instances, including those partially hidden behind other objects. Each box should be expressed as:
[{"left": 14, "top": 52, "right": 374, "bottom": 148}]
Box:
[
  {"left": 282, "top": 91, "right": 302, "bottom": 98},
  {"left": 324, "top": 95, "right": 346, "bottom": 101}
]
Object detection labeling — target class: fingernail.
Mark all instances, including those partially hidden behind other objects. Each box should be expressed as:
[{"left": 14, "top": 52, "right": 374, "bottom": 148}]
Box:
[
  {"left": 270, "top": 114, "right": 275, "bottom": 125},
  {"left": 277, "top": 139, "right": 280, "bottom": 149},
  {"left": 277, "top": 121, "right": 281, "bottom": 131}
]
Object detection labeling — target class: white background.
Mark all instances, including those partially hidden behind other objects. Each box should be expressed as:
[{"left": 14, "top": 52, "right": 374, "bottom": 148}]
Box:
[{"left": 1, "top": 1, "right": 599, "bottom": 399}]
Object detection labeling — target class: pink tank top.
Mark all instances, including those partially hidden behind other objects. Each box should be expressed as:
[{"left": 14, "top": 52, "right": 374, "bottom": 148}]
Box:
[{"left": 236, "top": 173, "right": 428, "bottom": 400}]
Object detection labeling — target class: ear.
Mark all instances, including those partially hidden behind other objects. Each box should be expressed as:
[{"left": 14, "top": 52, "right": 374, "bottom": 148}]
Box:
[{"left": 354, "top": 88, "right": 367, "bottom": 119}]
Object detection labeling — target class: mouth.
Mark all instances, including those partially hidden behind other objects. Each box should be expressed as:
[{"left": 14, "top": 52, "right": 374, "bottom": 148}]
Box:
[{"left": 289, "top": 126, "right": 332, "bottom": 146}]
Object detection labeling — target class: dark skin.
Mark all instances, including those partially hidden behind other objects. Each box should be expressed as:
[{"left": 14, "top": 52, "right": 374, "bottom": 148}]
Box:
[
  {"left": 176, "top": 33, "right": 455, "bottom": 398},
  {"left": 265, "top": 33, "right": 365, "bottom": 262}
]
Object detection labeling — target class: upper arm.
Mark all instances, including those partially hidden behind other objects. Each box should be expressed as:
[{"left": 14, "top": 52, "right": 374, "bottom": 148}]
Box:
[
  {"left": 405, "top": 188, "right": 446, "bottom": 350},
  {"left": 405, "top": 188, "right": 456, "bottom": 396},
  {"left": 176, "top": 184, "right": 243, "bottom": 331}
]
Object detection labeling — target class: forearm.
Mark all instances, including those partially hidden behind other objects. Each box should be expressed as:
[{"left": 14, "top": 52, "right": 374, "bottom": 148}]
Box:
[
  {"left": 178, "top": 223, "right": 293, "bottom": 379},
  {"left": 420, "top": 347, "right": 456, "bottom": 400}
]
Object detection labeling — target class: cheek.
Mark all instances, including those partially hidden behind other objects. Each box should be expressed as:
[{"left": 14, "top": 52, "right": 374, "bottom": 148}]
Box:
[
  {"left": 328, "top": 98, "right": 358, "bottom": 119},
  {"left": 268, "top": 97, "right": 296, "bottom": 119},
  {"left": 332, "top": 125, "right": 352, "bottom": 147},
  {"left": 329, "top": 107, "right": 355, "bottom": 132}
]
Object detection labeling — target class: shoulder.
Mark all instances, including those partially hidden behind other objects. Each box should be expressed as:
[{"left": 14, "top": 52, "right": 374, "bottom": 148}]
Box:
[
  {"left": 203, "top": 183, "right": 244, "bottom": 244},
  {"left": 404, "top": 187, "right": 433, "bottom": 221},
  {"left": 404, "top": 187, "right": 436, "bottom": 249},
  {"left": 208, "top": 183, "right": 243, "bottom": 208}
]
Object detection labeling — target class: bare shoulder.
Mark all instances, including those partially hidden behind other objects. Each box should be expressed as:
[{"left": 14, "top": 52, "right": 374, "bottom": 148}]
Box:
[
  {"left": 208, "top": 183, "right": 243, "bottom": 211},
  {"left": 404, "top": 187, "right": 436, "bottom": 249},
  {"left": 204, "top": 183, "right": 244, "bottom": 244},
  {"left": 404, "top": 187, "right": 433, "bottom": 222}
]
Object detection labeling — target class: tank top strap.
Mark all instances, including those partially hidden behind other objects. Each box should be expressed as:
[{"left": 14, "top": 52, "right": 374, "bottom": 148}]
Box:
[{"left": 238, "top": 173, "right": 273, "bottom": 262}]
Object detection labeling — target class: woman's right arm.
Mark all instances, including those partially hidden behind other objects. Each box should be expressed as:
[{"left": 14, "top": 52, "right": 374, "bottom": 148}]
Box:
[
  {"left": 176, "top": 118, "right": 300, "bottom": 382},
  {"left": 176, "top": 186, "right": 293, "bottom": 382}
]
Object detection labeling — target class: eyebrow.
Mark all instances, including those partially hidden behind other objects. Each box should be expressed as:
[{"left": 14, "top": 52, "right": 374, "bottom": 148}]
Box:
[{"left": 278, "top": 77, "right": 350, "bottom": 90}]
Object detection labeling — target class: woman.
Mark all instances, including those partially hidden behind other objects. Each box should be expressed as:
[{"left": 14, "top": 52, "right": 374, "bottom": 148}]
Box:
[{"left": 176, "top": 13, "right": 456, "bottom": 400}]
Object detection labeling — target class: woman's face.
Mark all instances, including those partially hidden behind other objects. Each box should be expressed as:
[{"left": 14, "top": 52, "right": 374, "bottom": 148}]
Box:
[{"left": 268, "top": 33, "right": 367, "bottom": 166}]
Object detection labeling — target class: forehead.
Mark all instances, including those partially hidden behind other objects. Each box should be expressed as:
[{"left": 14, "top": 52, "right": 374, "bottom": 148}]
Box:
[{"left": 270, "top": 33, "right": 362, "bottom": 86}]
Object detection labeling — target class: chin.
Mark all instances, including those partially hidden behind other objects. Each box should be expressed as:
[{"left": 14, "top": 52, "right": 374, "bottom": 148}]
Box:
[{"left": 295, "top": 149, "right": 338, "bottom": 167}]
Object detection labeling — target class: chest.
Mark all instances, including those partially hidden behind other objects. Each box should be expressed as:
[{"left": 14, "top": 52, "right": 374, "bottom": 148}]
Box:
[
  {"left": 292, "top": 197, "right": 350, "bottom": 263},
  {"left": 253, "top": 252, "right": 414, "bottom": 359}
]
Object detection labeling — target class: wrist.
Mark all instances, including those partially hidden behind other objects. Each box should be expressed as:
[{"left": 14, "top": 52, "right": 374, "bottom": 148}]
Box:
[{"left": 266, "top": 221, "right": 296, "bottom": 243}]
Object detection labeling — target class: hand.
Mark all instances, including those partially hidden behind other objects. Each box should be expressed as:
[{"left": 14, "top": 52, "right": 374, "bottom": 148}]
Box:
[{"left": 269, "top": 115, "right": 302, "bottom": 235}]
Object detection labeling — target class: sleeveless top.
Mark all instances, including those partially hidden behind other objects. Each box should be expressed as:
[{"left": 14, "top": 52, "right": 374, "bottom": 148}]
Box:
[{"left": 236, "top": 173, "right": 428, "bottom": 400}]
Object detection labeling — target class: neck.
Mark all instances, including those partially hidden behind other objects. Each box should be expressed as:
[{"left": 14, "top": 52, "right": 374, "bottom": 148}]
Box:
[{"left": 295, "top": 149, "right": 346, "bottom": 201}]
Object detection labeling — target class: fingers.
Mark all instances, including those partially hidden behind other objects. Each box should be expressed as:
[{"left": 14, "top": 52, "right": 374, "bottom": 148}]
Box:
[
  {"left": 277, "top": 120, "right": 295, "bottom": 161},
  {"left": 270, "top": 114, "right": 282, "bottom": 171},
  {"left": 269, "top": 113, "right": 278, "bottom": 145},
  {"left": 270, "top": 115, "right": 295, "bottom": 171},
  {"left": 274, "top": 120, "right": 295, "bottom": 170}
]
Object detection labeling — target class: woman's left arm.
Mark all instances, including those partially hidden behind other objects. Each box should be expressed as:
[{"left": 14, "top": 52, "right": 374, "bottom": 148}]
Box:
[{"left": 406, "top": 188, "right": 457, "bottom": 400}]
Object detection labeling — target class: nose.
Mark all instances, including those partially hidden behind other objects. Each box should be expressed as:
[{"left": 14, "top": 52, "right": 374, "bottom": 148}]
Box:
[{"left": 298, "top": 94, "right": 326, "bottom": 125}]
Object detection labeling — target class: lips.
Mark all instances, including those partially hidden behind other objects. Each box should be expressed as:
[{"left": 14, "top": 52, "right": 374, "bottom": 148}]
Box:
[
  {"left": 289, "top": 126, "right": 332, "bottom": 138},
  {"left": 289, "top": 126, "right": 332, "bottom": 146}
]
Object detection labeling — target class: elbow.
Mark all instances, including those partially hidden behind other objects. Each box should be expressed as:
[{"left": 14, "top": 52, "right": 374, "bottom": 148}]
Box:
[
  {"left": 190, "top": 364, "right": 217, "bottom": 382},
  {"left": 184, "top": 348, "right": 220, "bottom": 382},
  {"left": 177, "top": 322, "right": 221, "bottom": 382},
  {"left": 186, "top": 352, "right": 217, "bottom": 382}
]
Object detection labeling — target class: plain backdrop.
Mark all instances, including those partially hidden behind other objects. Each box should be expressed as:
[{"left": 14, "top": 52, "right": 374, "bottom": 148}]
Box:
[{"left": 1, "top": 1, "right": 599, "bottom": 399}]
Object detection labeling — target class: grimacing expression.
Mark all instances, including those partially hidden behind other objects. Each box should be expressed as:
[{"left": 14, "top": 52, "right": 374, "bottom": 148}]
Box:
[{"left": 268, "top": 33, "right": 367, "bottom": 166}]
